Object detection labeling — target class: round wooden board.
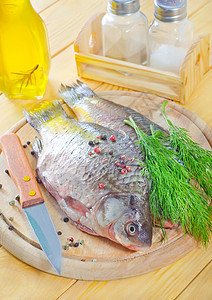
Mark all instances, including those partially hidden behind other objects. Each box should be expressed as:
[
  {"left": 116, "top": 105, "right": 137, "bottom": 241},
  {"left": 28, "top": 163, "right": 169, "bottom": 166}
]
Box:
[{"left": 0, "top": 91, "right": 211, "bottom": 280}]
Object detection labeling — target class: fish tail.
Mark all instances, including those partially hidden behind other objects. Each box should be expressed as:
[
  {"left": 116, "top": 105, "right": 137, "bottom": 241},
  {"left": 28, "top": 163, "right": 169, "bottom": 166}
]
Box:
[
  {"left": 23, "top": 100, "right": 68, "bottom": 131},
  {"left": 59, "top": 80, "right": 97, "bottom": 108}
]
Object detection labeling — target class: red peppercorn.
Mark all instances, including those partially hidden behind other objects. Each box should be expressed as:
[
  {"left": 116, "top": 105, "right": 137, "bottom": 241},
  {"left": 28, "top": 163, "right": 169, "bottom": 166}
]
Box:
[
  {"left": 94, "top": 147, "right": 101, "bottom": 153},
  {"left": 128, "top": 158, "right": 134, "bottom": 162},
  {"left": 110, "top": 135, "right": 116, "bottom": 142},
  {"left": 121, "top": 169, "right": 127, "bottom": 174},
  {"left": 121, "top": 155, "right": 126, "bottom": 161},
  {"left": 126, "top": 166, "right": 131, "bottom": 172},
  {"left": 98, "top": 183, "right": 104, "bottom": 189}
]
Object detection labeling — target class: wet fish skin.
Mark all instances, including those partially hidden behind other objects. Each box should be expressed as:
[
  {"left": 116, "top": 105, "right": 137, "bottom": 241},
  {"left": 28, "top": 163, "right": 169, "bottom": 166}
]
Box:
[
  {"left": 23, "top": 100, "right": 152, "bottom": 251},
  {"left": 59, "top": 81, "right": 167, "bottom": 144}
]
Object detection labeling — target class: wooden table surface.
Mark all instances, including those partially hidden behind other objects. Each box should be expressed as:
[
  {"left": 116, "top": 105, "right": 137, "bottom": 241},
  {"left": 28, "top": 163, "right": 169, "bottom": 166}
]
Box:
[{"left": 0, "top": 1, "right": 212, "bottom": 299}]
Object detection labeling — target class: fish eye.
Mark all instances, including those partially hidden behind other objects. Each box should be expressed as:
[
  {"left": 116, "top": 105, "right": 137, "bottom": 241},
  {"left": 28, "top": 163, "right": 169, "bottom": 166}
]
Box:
[{"left": 125, "top": 223, "right": 138, "bottom": 236}]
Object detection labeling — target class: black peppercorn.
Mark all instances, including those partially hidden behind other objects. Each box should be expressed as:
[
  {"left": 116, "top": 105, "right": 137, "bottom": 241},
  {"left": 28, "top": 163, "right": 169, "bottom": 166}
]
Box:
[
  {"left": 36, "top": 176, "right": 42, "bottom": 184},
  {"left": 15, "top": 195, "right": 20, "bottom": 201},
  {"left": 101, "top": 135, "right": 107, "bottom": 140},
  {"left": 64, "top": 217, "right": 69, "bottom": 222},
  {"left": 5, "top": 169, "right": 10, "bottom": 175}
]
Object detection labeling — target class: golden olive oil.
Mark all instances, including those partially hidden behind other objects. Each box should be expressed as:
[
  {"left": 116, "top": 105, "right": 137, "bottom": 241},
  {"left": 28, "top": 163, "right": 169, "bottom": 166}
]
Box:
[{"left": 0, "top": 0, "right": 50, "bottom": 99}]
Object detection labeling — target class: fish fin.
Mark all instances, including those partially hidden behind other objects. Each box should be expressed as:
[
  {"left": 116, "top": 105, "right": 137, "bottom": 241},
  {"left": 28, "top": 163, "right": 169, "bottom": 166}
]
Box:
[
  {"left": 59, "top": 80, "right": 97, "bottom": 107},
  {"left": 23, "top": 100, "right": 68, "bottom": 131},
  {"left": 33, "top": 136, "right": 43, "bottom": 156}
]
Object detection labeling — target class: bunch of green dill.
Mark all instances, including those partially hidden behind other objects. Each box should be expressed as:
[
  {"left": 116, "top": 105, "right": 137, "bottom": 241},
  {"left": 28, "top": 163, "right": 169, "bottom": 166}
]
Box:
[
  {"left": 162, "top": 101, "right": 212, "bottom": 200},
  {"left": 124, "top": 114, "right": 212, "bottom": 247}
]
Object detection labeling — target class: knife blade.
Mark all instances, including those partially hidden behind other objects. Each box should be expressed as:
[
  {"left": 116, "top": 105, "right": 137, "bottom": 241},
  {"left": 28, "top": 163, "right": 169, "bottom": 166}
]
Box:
[{"left": 0, "top": 133, "right": 61, "bottom": 275}]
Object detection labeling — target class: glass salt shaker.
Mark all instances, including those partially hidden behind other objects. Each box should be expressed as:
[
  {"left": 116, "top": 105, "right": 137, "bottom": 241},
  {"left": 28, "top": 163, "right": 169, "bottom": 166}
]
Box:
[
  {"left": 149, "top": 0, "right": 194, "bottom": 74},
  {"left": 101, "top": 0, "right": 148, "bottom": 65}
]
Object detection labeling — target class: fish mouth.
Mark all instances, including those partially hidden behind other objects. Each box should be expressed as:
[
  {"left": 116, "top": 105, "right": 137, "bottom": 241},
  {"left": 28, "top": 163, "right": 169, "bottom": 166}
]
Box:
[
  {"left": 126, "top": 241, "right": 152, "bottom": 251},
  {"left": 108, "top": 222, "right": 152, "bottom": 251}
]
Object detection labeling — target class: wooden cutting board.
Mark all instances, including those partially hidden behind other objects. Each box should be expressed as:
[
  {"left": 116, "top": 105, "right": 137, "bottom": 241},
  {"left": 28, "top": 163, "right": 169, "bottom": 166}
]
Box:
[{"left": 0, "top": 91, "right": 211, "bottom": 280}]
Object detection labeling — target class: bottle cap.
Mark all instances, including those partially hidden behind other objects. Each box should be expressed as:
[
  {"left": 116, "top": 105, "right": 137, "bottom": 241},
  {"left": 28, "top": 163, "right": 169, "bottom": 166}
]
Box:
[
  {"left": 154, "top": 0, "right": 187, "bottom": 22},
  {"left": 108, "top": 0, "right": 140, "bottom": 15}
]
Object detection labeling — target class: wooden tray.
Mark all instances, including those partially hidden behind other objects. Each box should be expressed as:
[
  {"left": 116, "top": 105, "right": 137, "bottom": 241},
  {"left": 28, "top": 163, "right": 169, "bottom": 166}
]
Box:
[
  {"left": 74, "top": 12, "right": 210, "bottom": 104},
  {"left": 0, "top": 91, "right": 211, "bottom": 280}
]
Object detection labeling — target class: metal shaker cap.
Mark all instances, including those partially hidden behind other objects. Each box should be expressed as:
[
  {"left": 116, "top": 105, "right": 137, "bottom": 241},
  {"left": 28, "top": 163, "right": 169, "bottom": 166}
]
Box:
[
  {"left": 108, "top": 0, "right": 140, "bottom": 15},
  {"left": 154, "top": 0, "right": 187, "bottom": 22}
]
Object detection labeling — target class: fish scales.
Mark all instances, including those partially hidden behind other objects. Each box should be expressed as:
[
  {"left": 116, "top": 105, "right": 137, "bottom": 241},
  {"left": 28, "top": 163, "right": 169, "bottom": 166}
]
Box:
[
  {"left": 24, "top": 100, "right": 152, "bottom": 251},
  {"left": 59, "top": 81, "right": 168, "bottom": 144}
]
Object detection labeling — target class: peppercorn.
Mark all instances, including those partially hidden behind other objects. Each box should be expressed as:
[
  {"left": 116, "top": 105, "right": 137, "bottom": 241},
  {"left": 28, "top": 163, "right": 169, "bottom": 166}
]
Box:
[
  {"left": 31, "top": 151, "right": 35, "bottom": 156},
  {"left": 101, "top": 135, "right": 107, "bottom": 140},
  {"left": 94, "top": 147, "right": 100, "bottom": 154},
  {"left": 126, "top": 166, "right": 132, "bottom": 172},
  {"left": 88, "top": 141, "right": 93, "bottom": 146},
  {"left": 5, "top": 169, "right": 10, "bottom": 175},
  {"left": 9, "top": 217, "right": 14, "bottom": 221},
  {"left": 15, "top": 195, "right": 20, "bottom": 201},
  {"left": 36, "top": 176, "right": 42, "bottom": 184},
  {"left": 9, "top": 200, "right": 15, "bottom": 206},
  {"left": 23, "top": 144, "right": 27, "bottom": 148},
  {"left": 69, "top": 237, "right": 74, "bottom": 242},
  {"left": 57, "top": 231, "right": 62, "bottom": 235},
  {"left": 74, "top": 242, "right": 79, "bottom": 247},
  {"left": 79, "top": 239, "right": 84, "bottom": 245},
  {"left": 109, "top": 150, "right": 113, "bottom": 155},
  {"left": 98, "top": 184, "right": 104, "bottom": 189},
  {"left": 64, "top": 217, "right": 69, "bottom": 222},
  {"left": 8, "top": 225, "right": 14, "bottom": 231},
  {"left": 110, "top": 135, "right": 116, "bottom": 142},
  {"left": 0, "top": 184, "right": 2, "bottom": 189},
  {"left": 121, "top": 169, "right": 127, "bottom": 174},
  {"left": 128, "top": 157, "right": 134, "bottom": 162},
  {"left": 27, "top": 141, "right": 31, "bottom": 145}
]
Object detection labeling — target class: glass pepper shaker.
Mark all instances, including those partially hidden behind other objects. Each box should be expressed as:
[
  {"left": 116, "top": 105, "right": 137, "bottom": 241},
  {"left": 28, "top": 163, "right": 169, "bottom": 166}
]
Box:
[
  {"left": 0, "top": 0, "right": 50, "bottom": 100},
  {"left": 101, "top": 0, "right": 149, "bottom": 65},
  {"left": 149, "top": 0, "right": 194, "bottom": 74}
]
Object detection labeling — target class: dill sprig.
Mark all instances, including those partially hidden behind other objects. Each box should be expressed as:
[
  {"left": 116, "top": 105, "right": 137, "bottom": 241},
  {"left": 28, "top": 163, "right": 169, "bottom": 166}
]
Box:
[
  {"left": 162, "top": 101, "right": 212, "bottom": 200},
  {"left": 124, "top": 116, "right": 212, "bottom": 247}
]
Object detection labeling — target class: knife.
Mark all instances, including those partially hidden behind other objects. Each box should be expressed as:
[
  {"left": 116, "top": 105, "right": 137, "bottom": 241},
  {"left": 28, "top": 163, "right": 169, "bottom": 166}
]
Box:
[{"left": 0, "top": 133, "right": 61, "bottom": 275}]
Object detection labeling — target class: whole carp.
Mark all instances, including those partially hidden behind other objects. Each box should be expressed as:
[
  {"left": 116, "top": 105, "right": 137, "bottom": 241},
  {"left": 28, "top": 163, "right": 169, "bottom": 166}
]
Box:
[
  {"left": 59, "top": 81, "right": 167, "bottom": 143},
  {"left": 24, "top": 100, "right": 152, "bottom": 251}
]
